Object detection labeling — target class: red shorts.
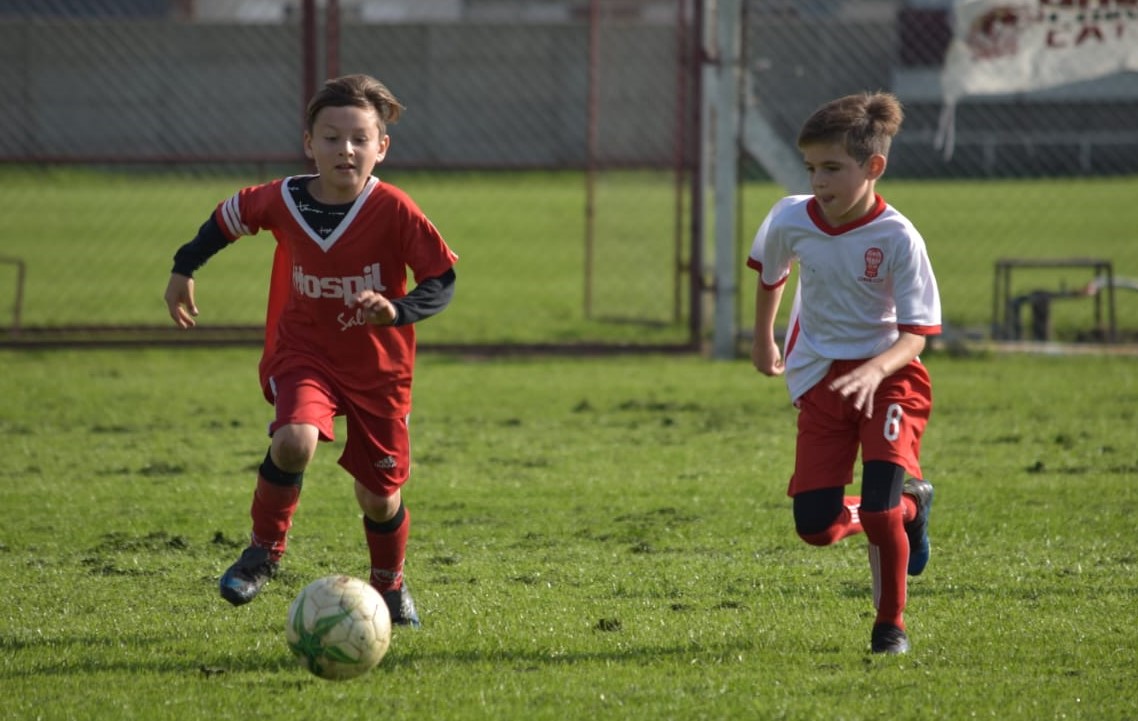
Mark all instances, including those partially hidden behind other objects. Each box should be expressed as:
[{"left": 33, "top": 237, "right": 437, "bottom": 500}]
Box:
[
  {"left": 787, "top": 359, "right": 931, "bottom": 497},
  {"left": 267, "top": 367, "right": 409, "bottom": 497}
]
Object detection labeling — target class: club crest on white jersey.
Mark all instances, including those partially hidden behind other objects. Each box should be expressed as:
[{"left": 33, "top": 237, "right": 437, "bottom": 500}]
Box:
[{"left": 861, "top": 247, "right": 885, "bottom": 282}]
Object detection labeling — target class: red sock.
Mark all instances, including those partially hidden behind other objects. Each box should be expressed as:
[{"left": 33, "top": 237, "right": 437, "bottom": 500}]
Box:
[
  {"left": 249, "top": 474, "right": 301, "bottom": 560},
  {"left": 861, "top": 507, "right": 908, "bottom": 628},
  {"left": 364, "top": 505, "right": 409, "bottom": 593},
  {"left": 798, "top": 495, "right": 863, "bottom": 546},
  {"left": 901, "top": 494, "right": 918, "bottom": 524}
]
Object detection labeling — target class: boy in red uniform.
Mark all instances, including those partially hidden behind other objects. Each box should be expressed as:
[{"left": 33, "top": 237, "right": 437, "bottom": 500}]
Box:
[
  {"left": 749, "top": 92, "right": 939, "bottom": 653},
  {"left": 164, "top": 74, "right": 458, "bottom": 626}
]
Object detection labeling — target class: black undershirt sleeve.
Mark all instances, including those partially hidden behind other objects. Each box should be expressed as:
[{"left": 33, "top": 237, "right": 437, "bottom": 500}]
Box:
[
  {"left": 171, "top": 215, "right": 230, "bottom": 277},
  {"left": 391, "top": 267, "right": 456, "bottom": 326}
]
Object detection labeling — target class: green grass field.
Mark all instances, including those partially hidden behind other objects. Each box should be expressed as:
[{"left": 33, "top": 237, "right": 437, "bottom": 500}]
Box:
[
  {"left": 1, "top": 347, "right": 1135, "bottom": 720},
  {"left": 1, "top": 169, "right": 1135, "bottom": 345}
]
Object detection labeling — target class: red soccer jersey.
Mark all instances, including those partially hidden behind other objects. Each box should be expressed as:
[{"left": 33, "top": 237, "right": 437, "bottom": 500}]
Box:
[{"left": 213, "top": 175, "right": 458, "bottom": 417}]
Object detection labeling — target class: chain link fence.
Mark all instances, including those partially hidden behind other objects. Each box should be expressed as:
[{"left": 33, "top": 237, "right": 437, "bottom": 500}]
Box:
[
  {"left": 738, "top": 0, "right": 1138, "bottom": 346},
  {"left": 0, "top": 0, "right": 699, "bottom": 349},
  {"left": 1, "top": 0, "right": 1135, "bottom": 349}
]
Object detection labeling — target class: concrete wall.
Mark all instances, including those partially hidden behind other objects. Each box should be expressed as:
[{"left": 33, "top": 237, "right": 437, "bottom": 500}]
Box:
[
  {"left": 0, "top": 22, "right": 302, "bottom": 159},
  {"left": 1, "top": 15, "right": 1135, "bottom": 176},
  {"left": 0, "top": 19, "right": 679, "bottom": 168}
]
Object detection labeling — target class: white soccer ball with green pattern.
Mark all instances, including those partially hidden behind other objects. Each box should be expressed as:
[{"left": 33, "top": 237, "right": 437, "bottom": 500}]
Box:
[{"left": 285, "top": 575, "right": 392, "bottom": 681}]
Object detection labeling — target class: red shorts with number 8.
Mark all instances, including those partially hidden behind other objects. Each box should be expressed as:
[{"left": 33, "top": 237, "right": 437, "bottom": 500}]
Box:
[{"left": 787, "top": 358, "right": 931, "bottom": 497}]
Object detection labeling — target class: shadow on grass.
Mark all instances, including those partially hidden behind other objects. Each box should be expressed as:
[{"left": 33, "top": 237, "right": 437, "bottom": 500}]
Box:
[
  {"left": 0, "top": 631, "right": 780, "bottom": 681},
  {"left": 377, "top": 635, "right": 765, "bottom": 674},
  {"left": 0, "top": 632, "right": 298, "bottom": 679}
]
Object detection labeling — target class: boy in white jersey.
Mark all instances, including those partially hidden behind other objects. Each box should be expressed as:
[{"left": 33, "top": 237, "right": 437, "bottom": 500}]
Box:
[{"left": 748, "top": 92, "right": 941, "bottom": 654}]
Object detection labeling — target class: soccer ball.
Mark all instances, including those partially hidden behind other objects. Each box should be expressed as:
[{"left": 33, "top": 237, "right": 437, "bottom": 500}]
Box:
[{"left": 285, "top": 575, "right": 392, "bottom": 681}]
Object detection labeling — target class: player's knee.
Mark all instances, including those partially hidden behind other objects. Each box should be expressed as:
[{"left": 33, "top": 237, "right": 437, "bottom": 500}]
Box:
[
  {"left": 271, "top": 424, "right": 318, "bottom": 471},
  {"left": 793, "top": 487, "right": 845, "bottom": 545},
  {"left": 356, "top": 482, "right": 401, "bottom": 523},
  {"left": 860, "top": 461, "right": 905, "bottom": 512}
]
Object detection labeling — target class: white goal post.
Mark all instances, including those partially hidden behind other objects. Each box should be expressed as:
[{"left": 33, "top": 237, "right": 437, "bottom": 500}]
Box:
[{"left": 704, "top": 0, "right": 806, "bottom": 359}]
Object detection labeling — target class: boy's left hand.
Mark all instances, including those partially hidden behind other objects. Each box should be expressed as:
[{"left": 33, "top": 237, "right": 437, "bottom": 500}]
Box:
[
  {"left": 351, "top": 290, "right": 397, "bottom": 326},
  {"left": 829, "top": 364, "right": 885, "bottom": 419}
]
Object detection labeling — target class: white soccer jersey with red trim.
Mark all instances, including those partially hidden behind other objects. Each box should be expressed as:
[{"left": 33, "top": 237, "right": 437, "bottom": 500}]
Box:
[
  {"left": 213, "top": 175, "right": 458, "bottom": 417},
  {"left": 747, "top": 194, "right": 941, "bottom": 403}
]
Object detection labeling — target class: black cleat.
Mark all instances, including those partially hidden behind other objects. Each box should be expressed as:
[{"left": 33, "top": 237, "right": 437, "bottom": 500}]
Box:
[
  {"left": 871, "top": 623, "right": 910, "bottom": 654},
  {"left": 903, "top": 478, "right": 935, "bottom": 576},
  {"left": 382, "top": 583, "right": 421, "bottom": 628},
  {"left": 219, "top": 546, "right": 279, "bottom": 606}
]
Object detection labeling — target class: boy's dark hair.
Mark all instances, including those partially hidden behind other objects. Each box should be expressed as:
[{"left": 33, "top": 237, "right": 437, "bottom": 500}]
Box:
[
  {"left": 797, "top": 92, "right": 904, "bottom": 164},
  {"left": 305, "top": 74, "right": 405, "bottom": 134}
]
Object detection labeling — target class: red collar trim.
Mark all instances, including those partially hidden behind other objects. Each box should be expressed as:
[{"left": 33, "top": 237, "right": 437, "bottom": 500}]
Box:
[{"left": 806, "top": 194, "right": 886, "bottom": 236}]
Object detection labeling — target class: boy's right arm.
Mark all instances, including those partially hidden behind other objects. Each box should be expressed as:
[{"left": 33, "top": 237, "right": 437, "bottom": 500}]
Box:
[
  {"left": 164, "top": 215, "right": 230, "bottom": 329},
  {"left": 164, "top": 273, "right": 198, "bottom": 329},
  {"left": 746, "top": 200, "right": 790, "bottom": 377},
  {"left": 751, "top": 283, "right": 785, "bottom": 376}
]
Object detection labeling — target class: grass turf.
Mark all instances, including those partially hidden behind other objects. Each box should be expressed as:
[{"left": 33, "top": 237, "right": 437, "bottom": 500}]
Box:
[
  {"left": 1, "top": 347, "right": 1135, "bottom": 720},
  {"left": 1, "top": 169, "right": 1136, "bottom": 345}
]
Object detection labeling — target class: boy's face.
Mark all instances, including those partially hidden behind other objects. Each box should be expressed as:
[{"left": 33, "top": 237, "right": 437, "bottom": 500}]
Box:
[
  {"left": 304, "top": 104, "right": 389, "bottom": 203},
  {"left": 800, "top": 141, "right": 884, "bottom": 227}
]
